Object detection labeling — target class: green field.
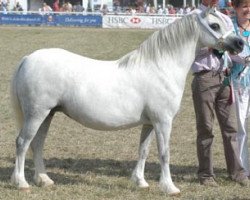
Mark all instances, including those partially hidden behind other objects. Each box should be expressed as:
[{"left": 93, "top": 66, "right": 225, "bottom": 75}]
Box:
[{"left": 0, "top": 26, "right": 249, "bottom": 200}]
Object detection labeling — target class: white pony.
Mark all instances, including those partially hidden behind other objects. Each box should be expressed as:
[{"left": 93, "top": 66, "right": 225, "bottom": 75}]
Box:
[{"left": 11, "top": 8, "right": 243, "bottom": 195}]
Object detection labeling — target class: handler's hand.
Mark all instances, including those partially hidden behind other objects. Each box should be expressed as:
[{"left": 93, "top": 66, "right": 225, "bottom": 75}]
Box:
[
  {"left": 245, "top": 56, "right": 250, "bottom": 66},
  {"left": 212, "top": 49, "right": 224, "bottom": 59}
]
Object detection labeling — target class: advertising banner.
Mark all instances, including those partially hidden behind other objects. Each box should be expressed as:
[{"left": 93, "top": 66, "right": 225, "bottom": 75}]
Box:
[
  {"left": 54, "top": 14, "right": 102, "bottom": 26},
  {"left": 0, "top": 13, "right": 102, "bottom": 27},
  {"left": 103, "top": 15, "right": 181, "bottom": 29},
  {"left": 0, "top": 14, "right": 43, "bottom": 25}
]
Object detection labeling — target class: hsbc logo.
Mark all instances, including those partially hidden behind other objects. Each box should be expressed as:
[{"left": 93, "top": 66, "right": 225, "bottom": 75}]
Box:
[
  {"left": 130, "top": 17, "right": 141, "bottom": 24},
  {"left": 105, "top": 16, "right": 145, "bottom": 27}
]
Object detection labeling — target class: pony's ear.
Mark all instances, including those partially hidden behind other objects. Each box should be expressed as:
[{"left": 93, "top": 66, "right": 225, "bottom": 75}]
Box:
[
  {"left": 201, "top": 6, "right": 217, "bottom": 18},
  {"left": 201, "top": 8, "right": 210, "bottom": 18},
  {"left": 210, "top": 5, "right": 217, "bottom": 14}
]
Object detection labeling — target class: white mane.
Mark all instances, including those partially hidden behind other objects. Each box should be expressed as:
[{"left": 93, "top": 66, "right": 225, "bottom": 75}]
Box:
[{"left": 118, "top": 14, "right": 199, "bottom": 68}]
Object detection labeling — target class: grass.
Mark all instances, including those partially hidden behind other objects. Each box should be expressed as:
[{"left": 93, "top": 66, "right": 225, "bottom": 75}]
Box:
[{"left": 0, "top": 26, "right": 249, "bottom": 200}]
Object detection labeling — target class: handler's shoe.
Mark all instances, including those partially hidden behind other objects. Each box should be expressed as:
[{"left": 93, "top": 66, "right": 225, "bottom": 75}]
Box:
[
  {"left": 235, "top": 177, "right": 249, "bottom": 186},
  {"left": 199, "top": 177, "right": 218, "bottom": 187}
]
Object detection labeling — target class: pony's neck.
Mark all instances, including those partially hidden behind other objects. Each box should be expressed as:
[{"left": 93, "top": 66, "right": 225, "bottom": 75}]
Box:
[
  {"left": 118, "top": 14, "right": 199, "bottom": 69},
  {"left": 151, "top": 14, "right": 199, "bottom": 59}
]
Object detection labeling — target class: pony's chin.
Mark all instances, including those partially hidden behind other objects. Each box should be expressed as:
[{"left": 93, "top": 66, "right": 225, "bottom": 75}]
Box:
[
  {"left": 227, "top": 45, "right": 244, "bottom": 55},
  {"left": 228, "top": 50, "right": 240, "bottom": 55},
  {"left": 223, "top": 46, "right": 242, "bottom": 55}
]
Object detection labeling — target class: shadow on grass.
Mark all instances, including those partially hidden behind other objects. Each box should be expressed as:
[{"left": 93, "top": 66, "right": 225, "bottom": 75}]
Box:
[{"left": 0, "top": 157, "right": 227, "bottom": 186}]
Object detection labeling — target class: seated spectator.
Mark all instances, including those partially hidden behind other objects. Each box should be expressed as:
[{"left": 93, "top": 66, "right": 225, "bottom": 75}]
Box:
[
  {"left": 0, "top": 0, "right": 4, "bottom": 11},
  {"left": 40, "top": 2, "right": 52, "bottom": 13},
  {"left": 101, "top": 4, "right": 108, "bottom": 14},
  {"left": 73, "top": 1, "right": 84, "bottom": 12},
  {"left": 184, "top": 5, "right": 191, "bottom": 14},
  {"left": 163, "top": 7, "right": 169, "bottom": 15},
  {"left": 136, "top": 5, "right": 144, "bottom": 13},
  {"left": 53, "top": 0, "right": 60, "bottom": 12},
  {"left": 61, "top": 1, "right": 72, "bottom": 12},
  {"left": 131, "top": 7, "right": 136, "bottom": 15},
  {"left": 145, "top": 3, "right": 150, "bottom": 14},
  {"left": 168, "top": 5, "right": 176, "bottom": 14},
  {"left": 177, "top": 7, "right": 184, "bottom": 15},
  {"left": 13, "top": 1, "right": 23, "bottom": 11},
  {"left": 149, "top": 6, "right": 156, "bottom": 14},
  {"left": 1, "top": 0, "right": 10, "bottom": 12},
  {"left": 113, "top": 0, "right": 120, "bottom": 13},
  {"left": 157, "top": 5, "right": 163, "bottom": 14}
]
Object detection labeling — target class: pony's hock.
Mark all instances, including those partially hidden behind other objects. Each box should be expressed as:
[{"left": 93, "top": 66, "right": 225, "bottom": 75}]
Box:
[{"left": 10, "top": 7, "right": 243, "bottom": 195}]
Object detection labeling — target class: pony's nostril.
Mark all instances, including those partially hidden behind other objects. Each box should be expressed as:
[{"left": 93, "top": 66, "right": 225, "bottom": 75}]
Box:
[{"left": 237, "top": 39, "right": 244, "bottom": 48}]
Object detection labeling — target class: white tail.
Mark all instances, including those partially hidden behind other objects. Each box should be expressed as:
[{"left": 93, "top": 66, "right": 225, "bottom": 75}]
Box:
[{"left": 10, "top": 57, "right": 26, "bottom": 131}]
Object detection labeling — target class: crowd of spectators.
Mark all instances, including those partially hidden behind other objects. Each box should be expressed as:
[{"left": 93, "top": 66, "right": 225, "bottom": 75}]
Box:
[
  {"left": 36, "top": 0, "right": 189, "bottom": 15},
  {"left": 0, "top": 0, "right": 84, "bottom": 13},
  {"left": 125, "top": 4, "right": 197, "bottom": 15},
  {"left": 0, "top": 0, "right": 23, "bottom": 12},
  {"left": 39, "top": 1, "right": 84, "bottom": 13},
  {"left": 0, "top": 0, "right": 232, "bottom": 16}
]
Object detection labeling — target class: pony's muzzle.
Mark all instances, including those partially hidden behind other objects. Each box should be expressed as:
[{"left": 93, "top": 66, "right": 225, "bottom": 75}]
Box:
[
  {"left": 222, "top": 36, "right": 244, "bottom": 55},
  {"left": 234, "top": 38, "right": 244, "bottom": 52}
]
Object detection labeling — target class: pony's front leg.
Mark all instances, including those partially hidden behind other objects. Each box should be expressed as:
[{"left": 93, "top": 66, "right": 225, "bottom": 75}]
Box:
[
  {"left": 131, "top": 124, "right": 154, "bottom": 188},
  {"left": 154, "top": 121, "right": 180, "bottom": 195}
]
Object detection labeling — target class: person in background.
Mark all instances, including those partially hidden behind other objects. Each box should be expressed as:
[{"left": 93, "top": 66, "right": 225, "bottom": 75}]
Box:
[
  {"left": 168, "top": 5, "right": 176, "bottom": 14},
  {"left": 62, "top": 1, "right": 72, "bottom": 12},
  {"left": 191, "top": 0, "right": 249, "bottom": 186},
  {"left": 73, "top": 1, "right": 84, "bottom": 12},
  {"left": 53, "top": 0, "right": 60, "bottom": 12},
  {"left": 229, "top": 0, "right": 250, "bottom": 178},
  {"left": 101, "top": 4, "right": 109, "bottom": 14},
  {"left": 40, "top": 2, "right": 52, "bottom": 13},
  {"left": 13, "top": 1, "right": 23, "bottom": 11},
  {"left": 1, "top": 0, "right": 10, "bottom": 12},
  {"left": 157, "top": 5, "right": 163, "bottom": 14}
]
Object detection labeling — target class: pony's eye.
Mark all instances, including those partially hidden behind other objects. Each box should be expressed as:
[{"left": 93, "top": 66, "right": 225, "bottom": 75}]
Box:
[{"left": 209, "top": 23, "right": 220, "bottom": 31}]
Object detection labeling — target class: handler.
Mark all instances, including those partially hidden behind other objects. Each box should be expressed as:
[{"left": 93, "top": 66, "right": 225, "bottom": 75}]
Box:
[
  {"left": 191, "top": 0, "right": 248, "bottom": 186},
  {"left": 229, "top": 0, "right": 250, "bottom": 179}
]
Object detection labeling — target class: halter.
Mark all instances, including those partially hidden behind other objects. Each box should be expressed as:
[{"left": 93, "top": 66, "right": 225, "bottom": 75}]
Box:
[{"left": 197, "top": 8, "right": 233, "bottom": 48}]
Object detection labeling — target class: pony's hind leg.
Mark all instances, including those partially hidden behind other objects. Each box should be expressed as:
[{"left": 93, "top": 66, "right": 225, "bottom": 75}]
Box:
[
  {"left": 131, "top": 124, "right": 154, "bottom": 188},
  {"left": 11, "top": 110, "right": 50, "bottom": 190},
  {"left": 30, "top": 113, "right": 54, "bottom": 187}
]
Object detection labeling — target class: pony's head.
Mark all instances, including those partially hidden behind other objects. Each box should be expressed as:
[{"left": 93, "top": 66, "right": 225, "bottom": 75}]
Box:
[{"left": 197, "top": 7, "right": 243, "bottom": 54}]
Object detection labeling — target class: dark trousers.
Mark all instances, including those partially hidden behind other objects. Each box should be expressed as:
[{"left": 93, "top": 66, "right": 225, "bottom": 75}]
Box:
[{"left": 191, "top": 70, "right": 246, "bottom": 181}]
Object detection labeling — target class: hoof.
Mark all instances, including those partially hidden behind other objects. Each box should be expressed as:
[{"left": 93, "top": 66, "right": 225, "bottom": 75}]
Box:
[
  {"left": 160, "top": 182, "right": 180, "bottom": 195},
  {"left": 167, "top": 187, "right": 180, "bottom": 196},
  {"left": 37, "top": 179, "right": 54, "bottom": 187},
  {"left": 34, "top": 174, "right": 54, "bottom": 187},
  {"left": 11, "top": 174, "right": 30, "bottom": 190},
  {"left": 169, "top": 190, "right": 181, "bottom": 196},
  {"left": 19, "top": 187, "right": 31, "bottom": 193},
  {"left": 138, "top": 180, "right": 149, "bottom": 188},
  {"left": 131, "top": 175, "right": 149, "bottom": 188}
]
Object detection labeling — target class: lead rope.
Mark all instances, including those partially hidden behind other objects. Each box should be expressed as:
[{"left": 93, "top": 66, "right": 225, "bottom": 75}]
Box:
[{"left": 223, "top": 51, "right": 235, "bottom": 104}]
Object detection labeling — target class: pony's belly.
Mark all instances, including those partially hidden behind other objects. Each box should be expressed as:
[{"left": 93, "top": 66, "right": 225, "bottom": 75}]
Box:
[{"left": 62, "top": 107, "right": 146, "bottom": 131}]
